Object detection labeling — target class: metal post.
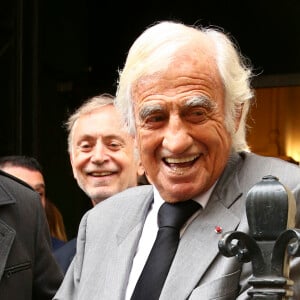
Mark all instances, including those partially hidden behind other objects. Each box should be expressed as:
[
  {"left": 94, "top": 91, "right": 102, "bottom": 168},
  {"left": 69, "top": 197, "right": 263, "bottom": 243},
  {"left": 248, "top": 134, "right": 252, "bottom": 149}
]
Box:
[{"left": 218, "top": 175, "right": 300, "bottom": 299}]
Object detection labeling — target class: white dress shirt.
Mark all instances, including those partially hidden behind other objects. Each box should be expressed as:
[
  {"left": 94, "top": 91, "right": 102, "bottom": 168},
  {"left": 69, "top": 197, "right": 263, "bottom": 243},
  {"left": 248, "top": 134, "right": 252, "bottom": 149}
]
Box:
[{"left": 125, "top": 182, "right": 217, "bottom": 299}]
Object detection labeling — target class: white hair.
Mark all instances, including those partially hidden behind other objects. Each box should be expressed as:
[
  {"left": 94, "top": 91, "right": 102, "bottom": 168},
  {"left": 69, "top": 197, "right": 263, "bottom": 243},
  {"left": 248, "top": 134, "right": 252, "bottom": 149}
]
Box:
[
  {"left": 65, "top": 93, "right": 114, "bottom": 153},
  {"left": 115, "top": 20, "right": 254, "bottom": 152}
]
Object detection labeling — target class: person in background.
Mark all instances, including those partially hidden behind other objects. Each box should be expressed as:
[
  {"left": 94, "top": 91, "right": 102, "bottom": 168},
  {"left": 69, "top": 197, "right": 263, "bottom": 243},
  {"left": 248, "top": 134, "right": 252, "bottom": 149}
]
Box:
[
  {"left": 0, "top": 169, "right": 63, "bottom": 299},
  {"left": 53, "top": 93, "right": 145, "bottom": 273},
  {"left": 54, "top": 21, "right": 300, "bottom": 300},
  {"left": 45, "top": 198, "right": 68, "bottom": 249},
  {"left": 0, "top": 155, "right": 68, "bottom": 251}
]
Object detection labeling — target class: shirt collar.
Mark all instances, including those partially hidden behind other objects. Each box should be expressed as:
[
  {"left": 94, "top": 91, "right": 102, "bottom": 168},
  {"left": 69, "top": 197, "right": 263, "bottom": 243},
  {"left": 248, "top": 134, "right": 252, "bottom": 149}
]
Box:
[{"left": 153, "top": 180, "right": 218, "bottom": 209}]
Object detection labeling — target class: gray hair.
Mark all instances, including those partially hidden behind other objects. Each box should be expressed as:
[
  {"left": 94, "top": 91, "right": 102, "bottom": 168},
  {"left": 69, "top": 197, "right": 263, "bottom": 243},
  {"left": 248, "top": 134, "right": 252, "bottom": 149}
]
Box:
[
  {"left": 65, "top": 93, "right": 114, "bottom": 153},
  {"left": 115, "top": 20, "right": 254, "bottom": 152}
]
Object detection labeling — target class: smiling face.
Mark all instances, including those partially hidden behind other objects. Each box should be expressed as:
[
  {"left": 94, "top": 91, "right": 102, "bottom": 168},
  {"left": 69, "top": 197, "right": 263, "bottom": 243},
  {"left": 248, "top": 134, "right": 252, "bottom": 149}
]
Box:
[
  {"left": 132, "top": 45, "right": 233, "bottom": 203},
  {"left": 70, "top": 104, "right": 144, "bottom": 205}
]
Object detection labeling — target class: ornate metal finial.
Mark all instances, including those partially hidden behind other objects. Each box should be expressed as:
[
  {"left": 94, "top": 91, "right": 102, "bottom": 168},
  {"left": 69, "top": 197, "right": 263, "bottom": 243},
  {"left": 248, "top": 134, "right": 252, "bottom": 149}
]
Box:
[{"left": 218, "top": 175, "right": 300, "bottom": 299}]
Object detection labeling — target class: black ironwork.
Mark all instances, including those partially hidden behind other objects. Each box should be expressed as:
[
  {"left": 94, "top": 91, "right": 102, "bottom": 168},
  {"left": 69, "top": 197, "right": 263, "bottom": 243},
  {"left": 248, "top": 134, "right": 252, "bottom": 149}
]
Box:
[{"left": 218, "top": 175, "right": 300, "bottom": 299}]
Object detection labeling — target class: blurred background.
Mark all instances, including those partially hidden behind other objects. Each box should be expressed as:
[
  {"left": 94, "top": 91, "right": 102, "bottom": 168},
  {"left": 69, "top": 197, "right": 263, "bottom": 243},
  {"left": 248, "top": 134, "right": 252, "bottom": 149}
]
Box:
[{"left": 1, "top": 0, "right": 300, "bottom": 239}]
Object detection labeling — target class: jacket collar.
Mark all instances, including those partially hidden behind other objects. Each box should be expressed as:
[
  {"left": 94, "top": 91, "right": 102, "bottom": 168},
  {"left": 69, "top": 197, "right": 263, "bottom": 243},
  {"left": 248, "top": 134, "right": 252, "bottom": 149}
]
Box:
[{"left": 0, "top": 176, "right": 17, "bottom": 206}]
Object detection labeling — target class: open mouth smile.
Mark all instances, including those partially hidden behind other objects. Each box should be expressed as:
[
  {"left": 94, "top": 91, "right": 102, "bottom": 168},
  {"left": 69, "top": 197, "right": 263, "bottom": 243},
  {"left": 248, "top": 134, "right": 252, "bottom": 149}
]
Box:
[
  {"left": 163, "top": 155, "right": 200, "bottom": 168},
  {"left": 88, "top": 171, "right": 116, "bottom": 177}
]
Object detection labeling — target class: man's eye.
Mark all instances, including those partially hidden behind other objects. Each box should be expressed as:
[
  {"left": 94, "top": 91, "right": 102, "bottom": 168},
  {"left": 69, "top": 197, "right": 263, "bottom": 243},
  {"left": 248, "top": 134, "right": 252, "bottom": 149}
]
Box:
[
  {"left": 108, "top": 141, "right": 122, "bottom": 151},
  {"left": 148, "top": 115, "right": 165, "bottom": 122},
  {"left": 110, "top": 142, "right": 120, "bottom": 148},
  {"left": 186, "top": 109, "right": 208, "bottom": 122},
  {"left": 79, "top": 143, "right": 92, "bottom": 151},
  {"left": 192, "top": 109, "right": 204, "bottom": 115},
  {"left": 35, "top": 188, "right": 45, "bottom": 198},
  {"left": 138, "top": 111, "right": 168, "bottom": 129}
]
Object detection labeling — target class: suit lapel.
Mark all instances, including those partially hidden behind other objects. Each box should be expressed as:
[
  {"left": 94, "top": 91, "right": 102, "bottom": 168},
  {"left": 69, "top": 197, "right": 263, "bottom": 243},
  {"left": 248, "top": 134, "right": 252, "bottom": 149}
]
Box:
[
  {"left": 115, "top": 188, "right": 154, "bottom": 246},
  {"left": 160, "top": 152, "right": 245, "bottom": 299},
  {"left": 160, "top": 200, "right": 241, "bottom": 299},
  {"left": 0, "top": 221, "right": 15, "bottom": 280},
  {"left": 105, "top": 187, "right": 154, "bottom": 299}
]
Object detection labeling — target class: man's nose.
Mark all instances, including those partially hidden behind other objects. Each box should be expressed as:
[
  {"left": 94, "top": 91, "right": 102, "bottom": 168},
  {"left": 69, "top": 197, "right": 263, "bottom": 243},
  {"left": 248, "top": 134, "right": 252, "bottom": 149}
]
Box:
[
  {"left": 162, "top": 116, "right": 193, "bottom": 153},
  {"left": 91, "top": 142, "right": 107, "bottom": 164}
]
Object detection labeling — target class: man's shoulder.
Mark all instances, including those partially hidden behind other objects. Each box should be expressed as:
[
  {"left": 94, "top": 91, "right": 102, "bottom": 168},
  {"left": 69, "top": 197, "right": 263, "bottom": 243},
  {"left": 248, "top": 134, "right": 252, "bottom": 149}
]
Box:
[
  {"left": 243, "top": 152, "right": 299, "bottom": 170},
  {"left": 53, "top": 237, "right": 77, "bottom": 274},
  {"left": 240, "top": 151, "right": 300, "bottom": 185},
  {"left": 54, "top": 238, "right": 77, "bottom": 260},
  {"left": 0, "top": 169, "right": 39, "bottom": 205},
  {"left": 89, "top": 185, "right": 153, "bottom": 219},
  {"left": 111, "top": 184, "right": 153, "bottom": 199}
]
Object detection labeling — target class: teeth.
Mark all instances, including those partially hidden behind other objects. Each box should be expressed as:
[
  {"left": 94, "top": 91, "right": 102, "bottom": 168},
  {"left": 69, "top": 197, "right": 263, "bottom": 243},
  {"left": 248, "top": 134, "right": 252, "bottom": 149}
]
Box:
[
  {"left": 91, "top": 172, "right": 113, "bottom": 176},
  {"left": 165, "top": 155, "right": 198, "bottom": 164}
]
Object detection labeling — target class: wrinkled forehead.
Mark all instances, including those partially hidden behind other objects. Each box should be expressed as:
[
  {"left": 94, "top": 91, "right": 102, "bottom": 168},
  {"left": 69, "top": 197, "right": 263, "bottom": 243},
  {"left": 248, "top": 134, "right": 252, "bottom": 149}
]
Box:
[
  {"left": 131, "top": 45, "right": 220, "bottom": 102},
  {"left": 71, "top": 106, "right": 134, "bottom": 143},
  {"left": 72, "top": 106, "right": 124, "bottom": 134}
]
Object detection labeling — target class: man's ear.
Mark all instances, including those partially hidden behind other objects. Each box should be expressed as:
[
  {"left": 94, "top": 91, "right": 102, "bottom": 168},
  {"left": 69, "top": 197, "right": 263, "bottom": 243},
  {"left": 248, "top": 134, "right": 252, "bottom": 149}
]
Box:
[
  {"left": 134, "top": 136, "right": 139, "bottom": 149},
  {"left": 137, "top": 164, "right": 151, "bottom": 185},
  {"left": 134, "top": 138, "right": 148, "bottom": 184},
  {"left": 69, "top": 153, "right": 77, "bottom": 180},
  {"left": 235, "top": 103, "right": 244, "bottom": 132},
  {"left": 134, "top": 140, "right": 145, "bottom": 178},
  {"left": 137, "top": 161, "right": 145, "bottom": 177}
]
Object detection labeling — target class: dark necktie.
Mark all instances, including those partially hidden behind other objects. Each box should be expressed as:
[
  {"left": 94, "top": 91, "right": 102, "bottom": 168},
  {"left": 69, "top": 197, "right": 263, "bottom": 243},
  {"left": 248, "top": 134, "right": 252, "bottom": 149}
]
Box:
[{"left": 131, "top": 200, "right": 200, "bottom": 300}]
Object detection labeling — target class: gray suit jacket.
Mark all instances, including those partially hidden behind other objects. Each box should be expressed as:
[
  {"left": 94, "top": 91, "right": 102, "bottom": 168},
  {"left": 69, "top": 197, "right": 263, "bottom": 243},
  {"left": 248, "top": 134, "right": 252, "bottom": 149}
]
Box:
[{"left": 54, "top": 152, "right": 300, "bottom": 299}]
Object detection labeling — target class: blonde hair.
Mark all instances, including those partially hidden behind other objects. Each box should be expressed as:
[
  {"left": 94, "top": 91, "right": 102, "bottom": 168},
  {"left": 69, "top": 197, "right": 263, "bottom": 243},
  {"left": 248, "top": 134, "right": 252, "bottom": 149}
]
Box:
[{"left": 45, "top": 199, "right": 68, "bottom": 242}]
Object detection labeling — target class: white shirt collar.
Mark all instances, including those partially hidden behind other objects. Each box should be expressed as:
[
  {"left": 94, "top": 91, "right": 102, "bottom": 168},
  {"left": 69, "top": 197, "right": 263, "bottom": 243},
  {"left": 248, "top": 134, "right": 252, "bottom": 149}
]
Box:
[{"left": 153, "top": 180, "right": 218, "bottom": 208}]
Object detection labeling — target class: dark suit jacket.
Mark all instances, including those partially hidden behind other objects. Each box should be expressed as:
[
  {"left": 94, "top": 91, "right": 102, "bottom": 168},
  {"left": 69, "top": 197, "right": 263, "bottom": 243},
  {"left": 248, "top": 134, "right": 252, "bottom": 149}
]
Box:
[
  {"left": 52, "top": 236, "right": 67, "bottom": 251},
  {"left": 0, "top": 170, "right": 63, "bottom": 300},
  {"left": 54, "top": 237, "right": 77, "bottom": 274}
]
